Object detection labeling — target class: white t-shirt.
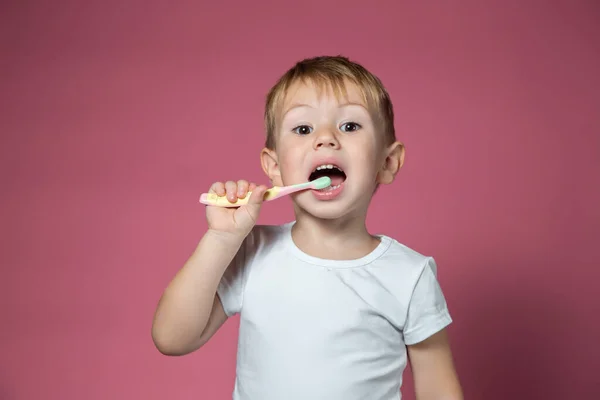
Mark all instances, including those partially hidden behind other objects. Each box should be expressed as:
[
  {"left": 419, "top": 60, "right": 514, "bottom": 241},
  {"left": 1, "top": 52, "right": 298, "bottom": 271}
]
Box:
[{"left": 217, "top": 222, "right": 452, "bottom": 400}]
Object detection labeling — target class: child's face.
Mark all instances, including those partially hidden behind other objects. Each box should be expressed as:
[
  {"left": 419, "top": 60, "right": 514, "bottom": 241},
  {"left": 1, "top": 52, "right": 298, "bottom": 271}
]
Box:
[{"left": 261, "top": 80, "right": 403, "bottom": 220}]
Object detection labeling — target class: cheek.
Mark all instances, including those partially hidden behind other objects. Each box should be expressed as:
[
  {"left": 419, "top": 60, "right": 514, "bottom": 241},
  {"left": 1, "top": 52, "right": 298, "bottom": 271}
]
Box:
[
  {"left": 351, "top": 141, "right": 378, "bottom": 168},
  {"left": 276, "top": 149, "right": 302, "bottom": 181}
]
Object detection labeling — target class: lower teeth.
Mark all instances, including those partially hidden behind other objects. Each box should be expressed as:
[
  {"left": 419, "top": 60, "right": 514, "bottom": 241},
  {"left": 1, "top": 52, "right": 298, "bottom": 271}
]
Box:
[{"left": 320, "top": 184, "right": 341, "bottom": 192}]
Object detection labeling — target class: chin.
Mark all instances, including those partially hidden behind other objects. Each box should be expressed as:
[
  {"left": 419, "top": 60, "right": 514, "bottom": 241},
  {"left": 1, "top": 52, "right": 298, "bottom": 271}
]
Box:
[
  {"left": 294, "top": 190, "right": 360, "bottom": 221},
  {"left": 303, "top": 205, "right": 349, "bottom": 220}
]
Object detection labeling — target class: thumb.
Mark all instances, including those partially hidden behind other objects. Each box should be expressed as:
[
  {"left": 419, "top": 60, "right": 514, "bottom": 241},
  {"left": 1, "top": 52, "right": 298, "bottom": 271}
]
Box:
[
  {"left": 246, "top": 185, "right": 267, "bottom": 206},
  {"left": 241, "top": 185, "right": 267, "bottom": 223}
]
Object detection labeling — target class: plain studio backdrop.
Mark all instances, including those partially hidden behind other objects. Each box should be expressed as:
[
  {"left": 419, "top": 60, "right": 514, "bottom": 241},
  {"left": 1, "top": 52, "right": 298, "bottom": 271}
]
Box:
[{"left": 1, "top": 1, "right": 599, "bottom": 399}]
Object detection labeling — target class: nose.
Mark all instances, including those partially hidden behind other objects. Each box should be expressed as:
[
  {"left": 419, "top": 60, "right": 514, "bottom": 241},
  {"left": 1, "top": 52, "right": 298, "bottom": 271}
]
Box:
[{"left": 313, "top": 128, "right": 340, "bottom": 150}]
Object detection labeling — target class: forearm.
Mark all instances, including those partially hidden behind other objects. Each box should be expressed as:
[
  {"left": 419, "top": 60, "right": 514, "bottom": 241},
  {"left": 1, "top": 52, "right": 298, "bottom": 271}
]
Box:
[
  {"left": 415, "top": 388, "right": 463, "bottom": 400},
  {"left": 416, "top": 393, "right": 463, "bottom": 400},
  {"left": 409, "top": 330, "right": 463, "bottom": 400},
  {"left": 151, "top": 230, "right": 243, "bottom": 353}
]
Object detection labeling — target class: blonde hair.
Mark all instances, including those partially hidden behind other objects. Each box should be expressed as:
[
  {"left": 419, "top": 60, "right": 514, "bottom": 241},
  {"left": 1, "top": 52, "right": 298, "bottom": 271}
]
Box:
[{"left": 264, "top": 55, "right": 396, "bottom": 149}]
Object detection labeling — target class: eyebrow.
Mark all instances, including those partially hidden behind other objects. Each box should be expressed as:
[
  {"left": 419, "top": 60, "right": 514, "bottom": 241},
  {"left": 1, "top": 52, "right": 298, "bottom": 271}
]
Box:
[{"left": 282, "top": 103, "right": 313, "bottom": 115}]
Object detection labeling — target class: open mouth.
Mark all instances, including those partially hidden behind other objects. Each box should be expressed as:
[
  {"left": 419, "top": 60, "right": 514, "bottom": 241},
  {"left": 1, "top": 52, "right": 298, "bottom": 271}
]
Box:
[{"left": 308, "top": 164, "right": 347, "bottom": 191}]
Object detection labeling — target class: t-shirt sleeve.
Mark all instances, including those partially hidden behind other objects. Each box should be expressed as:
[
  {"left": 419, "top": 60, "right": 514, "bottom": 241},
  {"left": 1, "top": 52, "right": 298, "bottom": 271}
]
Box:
[
  {"left": 403, "top": 257, "right": 453, "bottom": 345},
  {"left": 216, "top": 229, "right": 257, "bottom": 317}
]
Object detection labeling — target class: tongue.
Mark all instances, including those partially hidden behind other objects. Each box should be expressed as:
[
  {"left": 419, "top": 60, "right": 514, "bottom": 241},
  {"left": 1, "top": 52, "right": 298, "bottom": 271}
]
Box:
[{"left": 329, "top": 175, "right": 345, "bottom": 186}]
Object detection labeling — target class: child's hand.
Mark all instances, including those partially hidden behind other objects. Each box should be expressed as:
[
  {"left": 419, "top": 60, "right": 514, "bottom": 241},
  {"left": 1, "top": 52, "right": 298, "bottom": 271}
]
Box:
[{"left": 205, "top": 180, "right": 268, "bottom": 240}]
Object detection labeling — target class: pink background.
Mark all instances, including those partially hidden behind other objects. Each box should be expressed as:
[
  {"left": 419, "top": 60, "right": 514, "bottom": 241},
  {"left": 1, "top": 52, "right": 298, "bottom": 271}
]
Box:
[{"left": 1, "top": 1, "right": 599, "bottom": 399}]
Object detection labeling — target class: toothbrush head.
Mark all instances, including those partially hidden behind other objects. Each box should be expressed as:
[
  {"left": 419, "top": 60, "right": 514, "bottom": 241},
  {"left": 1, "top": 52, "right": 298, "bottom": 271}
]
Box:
[{"left": 311, "top": 176, "right": 331, "bottom": 190}]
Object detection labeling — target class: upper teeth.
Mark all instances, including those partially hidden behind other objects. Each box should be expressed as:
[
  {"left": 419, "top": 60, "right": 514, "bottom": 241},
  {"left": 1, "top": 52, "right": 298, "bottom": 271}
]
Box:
[{"left": 315, "top": 164, "right": 342, "bottom": 171}]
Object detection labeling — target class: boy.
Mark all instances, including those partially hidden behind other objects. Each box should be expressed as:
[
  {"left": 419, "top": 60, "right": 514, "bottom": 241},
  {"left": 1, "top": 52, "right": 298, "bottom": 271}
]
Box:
[{"left": 152, "top": 56, "right": 463, "bottom": 399}]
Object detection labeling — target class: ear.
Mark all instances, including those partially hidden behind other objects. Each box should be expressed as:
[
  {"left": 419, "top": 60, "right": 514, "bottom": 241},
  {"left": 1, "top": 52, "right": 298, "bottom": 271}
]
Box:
[
  {"left": 260, "top": 147, "right": 282, "bottom": 185},
  {"left": 377, "top": 141, "right": 405, "bottom": 185}
]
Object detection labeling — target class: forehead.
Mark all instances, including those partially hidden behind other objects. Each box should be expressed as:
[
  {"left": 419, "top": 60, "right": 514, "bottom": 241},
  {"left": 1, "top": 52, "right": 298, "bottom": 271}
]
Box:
[{"left": 281, "top": 78, "right": 369, "bottom": 110}]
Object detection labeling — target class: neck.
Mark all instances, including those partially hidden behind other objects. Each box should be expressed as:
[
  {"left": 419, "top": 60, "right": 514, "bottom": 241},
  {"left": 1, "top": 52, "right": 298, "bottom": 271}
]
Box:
[{"left": 290, "top": 209, "right": 380, "bottom": 260}]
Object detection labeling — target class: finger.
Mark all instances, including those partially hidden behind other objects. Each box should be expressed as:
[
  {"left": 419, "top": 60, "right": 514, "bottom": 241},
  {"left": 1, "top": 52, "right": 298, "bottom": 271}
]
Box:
[
  {"left": 247, "top": 185, "right": 267, "bottom": 205},
  {"left": 248, "top": 182, "right": 257, "bottom": 192},
  {"left": 237, "top": 180, "right": 249, "bottom": 198},
  {"left": 224, "top": 181, "right": 238, "bottom": 202},
  {"left": 209, "top": 182, "right": 225, "bottom": 196}
]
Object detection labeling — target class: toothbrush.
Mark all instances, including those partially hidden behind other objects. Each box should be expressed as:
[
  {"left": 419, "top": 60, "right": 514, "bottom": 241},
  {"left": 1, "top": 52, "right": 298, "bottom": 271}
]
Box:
[{"left": 199, "top": 176, "right": 331, "bottom": 207}]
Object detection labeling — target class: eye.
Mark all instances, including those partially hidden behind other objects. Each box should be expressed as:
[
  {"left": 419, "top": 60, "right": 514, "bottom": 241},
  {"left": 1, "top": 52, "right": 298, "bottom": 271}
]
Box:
[
  {"left": 292, "top": 125, "right": 313, "bottom": 135},
  {"left": 340, "top": 122, "right": 361, "bottom": 132}
]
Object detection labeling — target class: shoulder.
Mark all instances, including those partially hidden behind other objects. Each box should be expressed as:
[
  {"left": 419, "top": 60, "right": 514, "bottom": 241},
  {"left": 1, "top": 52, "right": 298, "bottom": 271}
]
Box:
[
  {"left": 220, "top": 222, "right": 291, "bottom": 283},
  {"left": 360, "top": 236, "right": 444, "bottom": 309},
  {"left": 333, "top": 236, "right": 444, "bottom": 331},
  {"left": 372, "top": 235, "right": 438, "bottom": 281},
  {"left": 241, "top": 222, "right": 293, "bottom": 255},
  {"left": 248, "top": 222, "right": 291, "bottom": 243}
]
